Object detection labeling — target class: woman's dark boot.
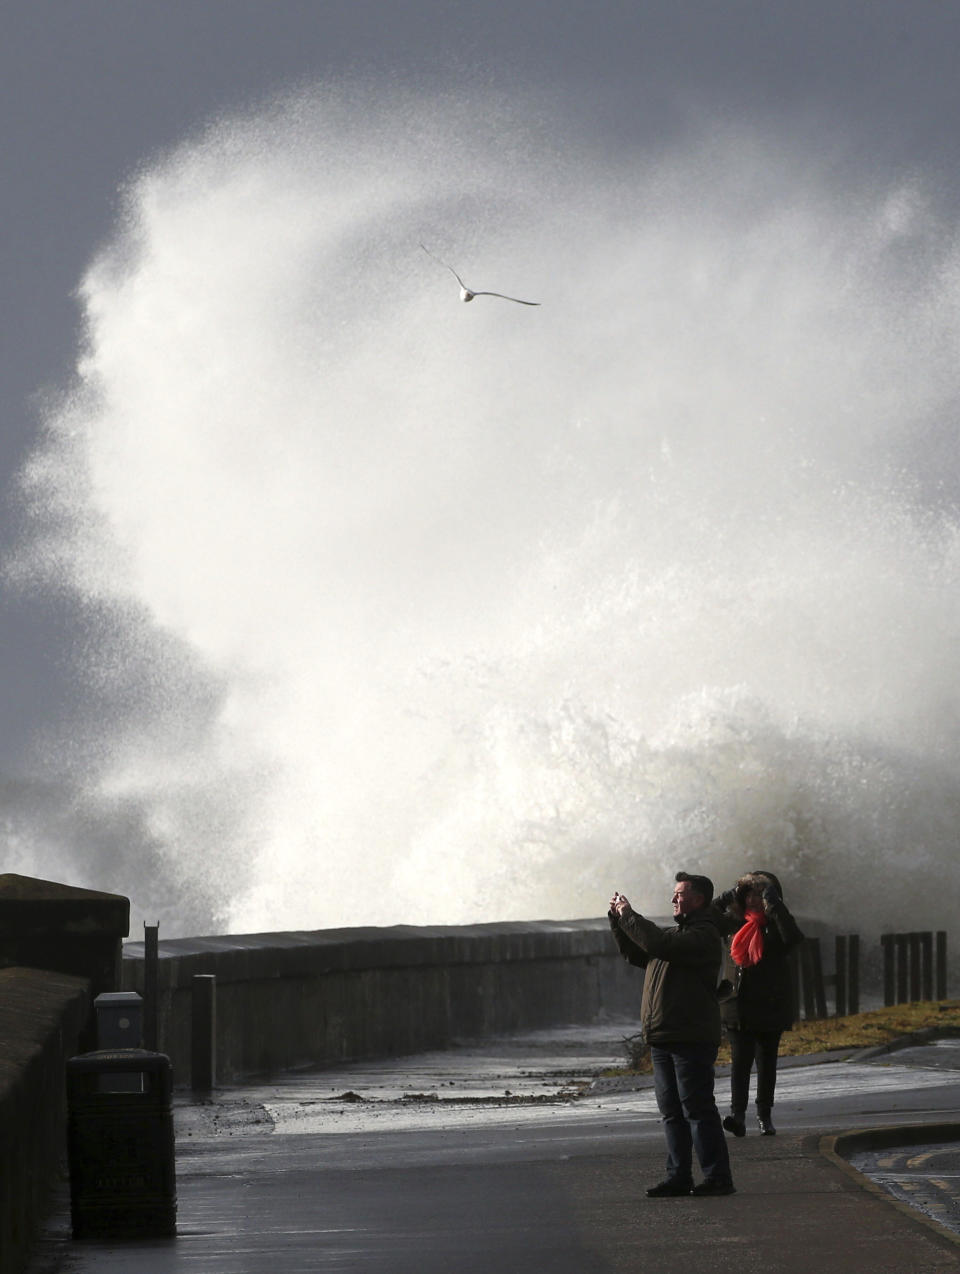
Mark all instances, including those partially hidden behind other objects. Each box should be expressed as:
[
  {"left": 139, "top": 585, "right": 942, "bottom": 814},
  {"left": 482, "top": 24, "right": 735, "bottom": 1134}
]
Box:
[
  {"left": 722, "top": 1110, "right": 746, "bottom": 1137},
  {"left": 757, "top": 1107, "right": 776, "bottom": 1136}
]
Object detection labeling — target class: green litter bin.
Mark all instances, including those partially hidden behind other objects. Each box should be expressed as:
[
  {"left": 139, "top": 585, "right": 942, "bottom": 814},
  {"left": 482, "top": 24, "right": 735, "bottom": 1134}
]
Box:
[{"left": 66, "top": 1049, "right": 176, "bottom": 1239}]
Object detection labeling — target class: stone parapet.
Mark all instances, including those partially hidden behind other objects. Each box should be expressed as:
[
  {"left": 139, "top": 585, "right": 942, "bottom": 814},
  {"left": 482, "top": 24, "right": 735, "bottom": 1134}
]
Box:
[
  {"left": 0, "top": 874, "right": 129, "bottom": 1005},
  {"left": 122, "top": 919, "right": 638, "bottom": 1084},
  {"left": 0, "top": 966, "right": 90, "bottom": 1274}
]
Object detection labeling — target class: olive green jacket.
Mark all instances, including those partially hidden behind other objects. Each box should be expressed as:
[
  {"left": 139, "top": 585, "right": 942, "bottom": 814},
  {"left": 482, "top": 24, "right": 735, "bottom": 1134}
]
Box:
[{"left": 609, "top": 906, "right": 724, "bottom": 1046}]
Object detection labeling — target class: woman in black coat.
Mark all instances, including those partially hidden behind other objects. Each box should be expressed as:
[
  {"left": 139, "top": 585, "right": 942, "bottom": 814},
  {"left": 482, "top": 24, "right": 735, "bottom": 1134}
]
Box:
[{"left": 714, "top": 870, "right": 804, "bottom": 1136}]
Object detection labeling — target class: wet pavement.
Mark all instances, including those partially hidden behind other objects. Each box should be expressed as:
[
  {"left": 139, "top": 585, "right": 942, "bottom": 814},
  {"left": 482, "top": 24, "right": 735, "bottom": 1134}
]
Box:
[
  {"left": 27, "top": 1023, "right": 960, "bottom": 1273},
  {"left": 849, "top": 1141, "right": 960, "bottom": 1235},
  {"left": 874, "top": 1037, "right": 960, "bottom": 1071}
]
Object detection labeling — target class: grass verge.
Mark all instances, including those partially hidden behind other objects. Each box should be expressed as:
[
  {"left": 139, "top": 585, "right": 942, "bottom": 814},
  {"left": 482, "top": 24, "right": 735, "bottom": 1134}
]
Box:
[{"left": 605, "top": 1000, "right": 960, "bottom": 1076}]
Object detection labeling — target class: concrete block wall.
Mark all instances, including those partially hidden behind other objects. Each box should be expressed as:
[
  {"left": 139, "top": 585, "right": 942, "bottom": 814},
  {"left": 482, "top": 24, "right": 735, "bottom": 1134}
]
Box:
[
  {"left": 0, "top": 967, "right": 90, "bottom": 1274},
  {"left": 121, "top": 919, "right": 640, "bottom": 1084}
]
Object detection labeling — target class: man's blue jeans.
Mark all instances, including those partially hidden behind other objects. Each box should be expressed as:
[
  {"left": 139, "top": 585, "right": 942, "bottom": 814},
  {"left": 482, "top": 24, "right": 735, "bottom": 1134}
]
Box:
[{"left": 651, "top": 1042, "right": 733, "bottom": 1186}]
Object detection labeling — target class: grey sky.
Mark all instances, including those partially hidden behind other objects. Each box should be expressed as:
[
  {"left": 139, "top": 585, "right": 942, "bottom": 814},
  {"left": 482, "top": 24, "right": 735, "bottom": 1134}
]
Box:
[
  {"left": 5, "top": 2, "right": 959, "bottom": 422},
  {"left": 2, "top": 0, "right": 958, "bottom": 721},
  {"left": 3, "top": 0, "right": 958, "bottom": 664}
]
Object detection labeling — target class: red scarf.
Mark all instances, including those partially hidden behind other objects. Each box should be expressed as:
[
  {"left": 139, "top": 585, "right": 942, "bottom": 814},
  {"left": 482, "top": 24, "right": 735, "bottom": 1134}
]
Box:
[{"left": 730, "top": 908, "right": 766, "bottom": 968}]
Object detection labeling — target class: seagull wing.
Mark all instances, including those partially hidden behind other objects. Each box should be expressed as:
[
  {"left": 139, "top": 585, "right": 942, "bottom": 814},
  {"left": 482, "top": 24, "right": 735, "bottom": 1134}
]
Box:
[
  {"left": 420, "top": 243, "right": 540, "bottom": 304},
  {"left": 471, "top": 291, "right": 541, "bottom": 306},
  {"left": 420, "top": 242, "right": 469, "bottom": 291}
]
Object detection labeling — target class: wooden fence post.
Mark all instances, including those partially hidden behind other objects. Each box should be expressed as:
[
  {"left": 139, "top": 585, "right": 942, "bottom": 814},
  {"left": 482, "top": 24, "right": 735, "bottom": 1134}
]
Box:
[
  {"left": 920, "top": 932, "right": 933, "bottom": 1001},
  {"left": 835, "top": 935, "right": 848, "bottom": 1018},
  {"left": 799, "top": 938, "right": 826, "bottom": 1020},
  {"left": 908, "top": 932, "right": 921, "bottom": 1002},
  {"left": 789, "top": 946, "right": 803, "bottom": 1025},
  {"left": 895, "top": 934, "right": 909, "bottom": 1003},
  {"left": 936, "top": 931, "right": 948, "bottom": 1000},
  {"left": 882, "top": 930, "right": 946, "bottom": 1006},
  {"left": 882, "top": 933, "right": 895, "bottom": 1006},
  {"left": 811, "top": 938, "right": 827, "bottom": 1019},
  {"left": 832, "top": 934, "right": 861, "bottom": 1017},
  {"left": 848, "top": 933, "right": 860, "bottom": 1014}
]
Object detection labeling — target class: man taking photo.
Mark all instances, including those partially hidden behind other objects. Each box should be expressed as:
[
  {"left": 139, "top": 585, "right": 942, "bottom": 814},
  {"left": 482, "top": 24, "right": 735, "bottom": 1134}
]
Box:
[{"left": 609, "top": 872, "right": 735, "bottom": 1197}]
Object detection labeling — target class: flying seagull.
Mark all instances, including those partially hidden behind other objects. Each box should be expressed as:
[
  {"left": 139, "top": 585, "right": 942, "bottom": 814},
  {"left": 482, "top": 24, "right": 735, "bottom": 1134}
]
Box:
[{"left": 420, "top": 242, "right": 540, "bottom": 306}]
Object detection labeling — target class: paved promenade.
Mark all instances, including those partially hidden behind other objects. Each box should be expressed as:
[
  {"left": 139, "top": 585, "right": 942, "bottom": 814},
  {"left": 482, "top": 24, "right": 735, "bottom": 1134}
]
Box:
[{"left": 28, "top": 1025, "right": 960, "bottom": 1273}]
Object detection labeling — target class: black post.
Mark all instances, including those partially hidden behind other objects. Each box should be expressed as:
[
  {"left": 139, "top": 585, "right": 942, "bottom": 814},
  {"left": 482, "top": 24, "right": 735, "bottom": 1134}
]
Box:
[
  {"left": 191, "top": 973, "right": 216, "bottom": 1095},
  {"left": 895, "top": 934, "right": 908, "bottom": 1003},
  {"left": 920, "top": 932, "right": 933, "bottom": 1001},
  {"left": 936, "top": 931, "right": 948, "bottom": 1000},
  {"left": 908, "top": 932, "right": 921, "bottom": 1002},
  {"left": 788, "top": 946, "right": 803, "bottom": 1025},
  {"left": 848, "top": 933, "right": 860, "bottom": 1015},
  {"left": 810, "top": 938, "right": 827, "bottom": 1019},
  {"left": 800, "top": 938, "right": 824, "bottom": 1020},
  {"left": 835, "top": 935, "right": 848, "bottom": 1018},
  {"left": 143, "top": 923, "right": 159, "bottom": 1052},
  {"left": 882, "top": 934, "right": 895, "bottom": 1007},
  {"left": 799, "top": 942, "right": 815, "bottom": 1020}
]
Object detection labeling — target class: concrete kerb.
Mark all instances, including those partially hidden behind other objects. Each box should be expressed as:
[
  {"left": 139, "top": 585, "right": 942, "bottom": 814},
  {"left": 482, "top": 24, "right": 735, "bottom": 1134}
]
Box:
[
  {"left": 843, "top": 1023, "right": 960, "bottom": 1062},
  {"left": 820, "top": 1121, "right": 960, "bottom": 1251}
]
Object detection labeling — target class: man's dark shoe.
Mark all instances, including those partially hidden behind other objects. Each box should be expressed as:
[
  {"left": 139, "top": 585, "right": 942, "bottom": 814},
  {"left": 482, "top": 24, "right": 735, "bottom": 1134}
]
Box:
[
  {"left": 757, "top": 1116, "right": 777, "bottom": 1136},
  {"left": 722, "top": 1115, "right": 746, "bottom": 1137},
  {"left": 645, "top": 1179, "right": 693, "bottom": 1197},
  {"left": 691, "top": 1179, "right": 736, "bottom": 1197}
]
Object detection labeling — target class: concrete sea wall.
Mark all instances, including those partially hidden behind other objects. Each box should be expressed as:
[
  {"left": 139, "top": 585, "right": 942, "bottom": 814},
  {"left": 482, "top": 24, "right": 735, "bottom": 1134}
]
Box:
[
  {"left": 0, "top": 967, "right": 90, "bottom": 1274},
  {"left": 120, "top": 918, "right": 639, "bottom": 1085}
]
